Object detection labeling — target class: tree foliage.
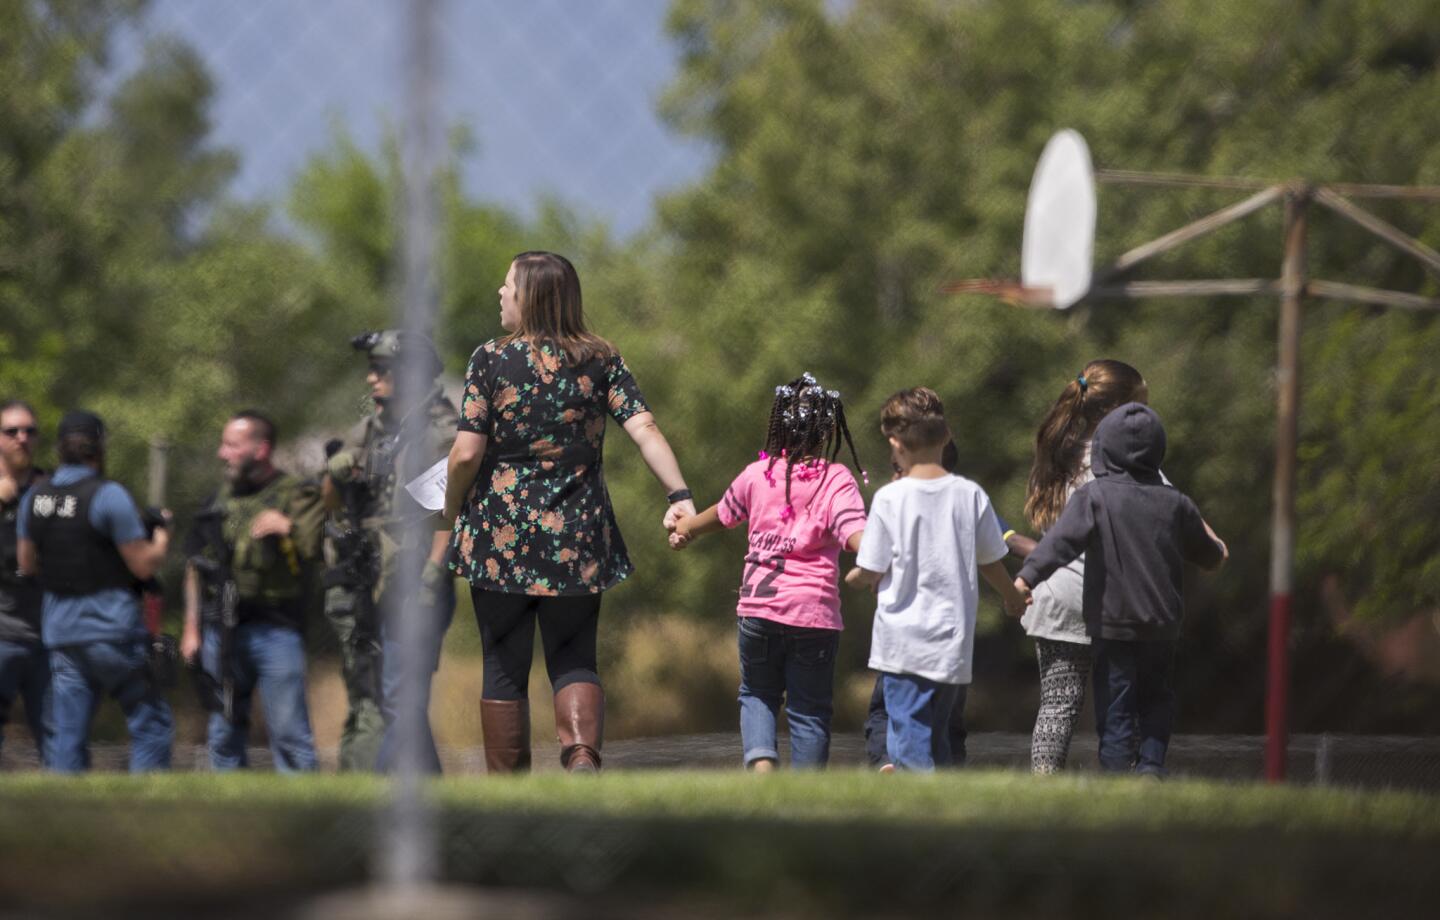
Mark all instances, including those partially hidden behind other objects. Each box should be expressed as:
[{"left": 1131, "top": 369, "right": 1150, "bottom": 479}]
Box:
[{"left": 4, "top": 0, "right": 1439, "bottom": 730}]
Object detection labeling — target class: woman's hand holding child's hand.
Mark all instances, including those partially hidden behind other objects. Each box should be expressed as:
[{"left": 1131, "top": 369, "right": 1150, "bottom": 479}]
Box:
[{"left": 668, "top": 512, "right": 694, "bottom": 551}]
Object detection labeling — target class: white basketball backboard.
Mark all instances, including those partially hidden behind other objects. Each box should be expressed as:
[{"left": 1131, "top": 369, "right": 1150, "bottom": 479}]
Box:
[{"left": 1022, "top": 130, "right": 1097, "bottom": 309}]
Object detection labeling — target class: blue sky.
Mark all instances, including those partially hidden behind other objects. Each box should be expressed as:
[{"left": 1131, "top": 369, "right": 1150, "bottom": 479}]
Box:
[{"left": 113, "top": 0, "right": 715, "bottom": 235}]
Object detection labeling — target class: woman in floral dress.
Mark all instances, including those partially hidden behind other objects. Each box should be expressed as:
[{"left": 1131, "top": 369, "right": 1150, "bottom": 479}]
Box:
[{"left": 442, "top": 251, "right": 694, "bottom": 773}]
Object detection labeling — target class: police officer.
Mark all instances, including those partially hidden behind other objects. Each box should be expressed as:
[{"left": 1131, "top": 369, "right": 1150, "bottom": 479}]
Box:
[
  {"left": 324, "top": 330, "right": 457, "bottom": 773},
  {"left": 16, "top": 410, "right": 173, "bottom": 773},
  {"left": 0, "top": 399, "right": 50, "bottom": 766},
  {"left": 182, "top": 410, "right": 323, "bottom": 773}
]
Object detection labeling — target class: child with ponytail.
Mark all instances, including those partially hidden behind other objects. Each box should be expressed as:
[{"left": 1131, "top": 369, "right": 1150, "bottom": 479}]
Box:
[
  {"left": 670, "top": 373, "right": 868, "bottom": 771},
  {"left": 1019, "top": 359, "right": 1152, "bottom": 773}
]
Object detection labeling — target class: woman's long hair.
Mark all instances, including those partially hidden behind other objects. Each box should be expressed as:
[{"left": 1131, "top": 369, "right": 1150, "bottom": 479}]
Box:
[
  {"left": 505, "top": 250, "right": 616, "bottom": 365},
  {"left": 1024, "top": 359, "right": 1148, "bottom": 530}
]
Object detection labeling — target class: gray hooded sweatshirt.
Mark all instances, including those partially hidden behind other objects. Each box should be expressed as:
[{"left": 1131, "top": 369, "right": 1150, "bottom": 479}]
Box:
[{"left": 1016, "top": 403, "right": 1224, "bottom": 641}]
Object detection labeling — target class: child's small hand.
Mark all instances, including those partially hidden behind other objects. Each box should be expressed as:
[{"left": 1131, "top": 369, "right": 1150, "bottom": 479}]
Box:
[
  {"left": 668, "top": 512, "right": 694, "bottom": 551},
  {"left": 1003, "top": 591, "right": 1028, "bottom": 619},
  {"left": 845, "top": 566, "right": 881, "bottom": 592},
  {"left": 1011, "top": 577, "right": 1033, "bottom": 615}
]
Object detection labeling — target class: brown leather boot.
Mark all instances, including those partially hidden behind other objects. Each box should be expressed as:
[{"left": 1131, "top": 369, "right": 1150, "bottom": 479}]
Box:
[
  {"left": 553, "top": 682, "right": 604, "bottom": 773},
  {"left": 480, "top": 698, "right": 532, "bottom": 774}
]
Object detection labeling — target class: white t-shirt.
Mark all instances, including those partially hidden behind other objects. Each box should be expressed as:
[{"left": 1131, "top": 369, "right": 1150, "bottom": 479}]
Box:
[{"left": 856, "top": 474, "right": 1008, "bottom": 685}]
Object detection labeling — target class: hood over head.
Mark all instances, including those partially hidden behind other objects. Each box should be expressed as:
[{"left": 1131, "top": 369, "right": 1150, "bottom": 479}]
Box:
[{"left": 1092, "top": 402, "right": 1166, "bottom": 484}]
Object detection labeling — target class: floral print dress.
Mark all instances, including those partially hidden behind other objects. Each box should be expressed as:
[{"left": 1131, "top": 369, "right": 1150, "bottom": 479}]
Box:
[{"left": 449, "top": 338, "right": 650, "bottom": 596}]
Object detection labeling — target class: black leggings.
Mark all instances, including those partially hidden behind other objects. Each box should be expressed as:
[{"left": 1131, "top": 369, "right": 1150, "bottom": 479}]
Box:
[{"left": 473, "top": 589, "right": 602, "bottom": 700}]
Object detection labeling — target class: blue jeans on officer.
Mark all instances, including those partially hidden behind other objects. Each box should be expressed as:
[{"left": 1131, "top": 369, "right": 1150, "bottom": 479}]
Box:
[
  {"left": 49, "top": 639, "right": 172, "bottom": 772},
  {"left": 0, "top": 638, "right": 52, "bottom": 766},
  {"left": 202, "top": 621, "right": 317, "bottom": 772},
  {"left": 736, "top": 616, "right": 839, "bottom": 769}
]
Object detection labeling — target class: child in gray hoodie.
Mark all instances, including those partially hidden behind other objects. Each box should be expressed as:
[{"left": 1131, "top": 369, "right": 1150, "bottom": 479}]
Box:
[{"left": 1014, "top": 402, "right": 1227, "bottom": 776}]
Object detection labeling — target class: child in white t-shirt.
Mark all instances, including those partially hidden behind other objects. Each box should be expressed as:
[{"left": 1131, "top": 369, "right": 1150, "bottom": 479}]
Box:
[{"left": 846, "top": 388, "right": 1026, "bottom": 771}]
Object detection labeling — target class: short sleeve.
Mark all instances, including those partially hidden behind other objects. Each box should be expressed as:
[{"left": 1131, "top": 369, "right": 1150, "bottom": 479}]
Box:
[
  {"left": 15, "top": 489, "right": 34, "bottom": 539},
  {"left": 716, "top": 468, "right": 751, "bottom": 529},
  {"left": 603, "top": 354, "right": 649, "bottom": 425},
  {"left": 824, "top": 470, "right": 867, "bottom": 547},
  {"left": 974, "top": 490, "right": 1007, "bottom": 565},
  {"left": 854, "top": 493, "right": 892, "bottom": 574},
  {"left": 458, "top": 345, "right": 495, "bottom": 435},
  {"left": 93, "top": 483, "right": 146, "bottom": 545}
]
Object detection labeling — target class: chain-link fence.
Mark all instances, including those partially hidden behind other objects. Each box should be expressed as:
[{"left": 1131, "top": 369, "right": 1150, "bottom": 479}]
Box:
[{"left": 4, "top": 0, "right": 1440, "bottom": 916}]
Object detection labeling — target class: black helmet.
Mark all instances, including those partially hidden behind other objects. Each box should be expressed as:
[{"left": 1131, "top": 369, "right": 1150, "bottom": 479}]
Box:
[{"left": 351, "top": 329, "right": 443, "bottom": 381}]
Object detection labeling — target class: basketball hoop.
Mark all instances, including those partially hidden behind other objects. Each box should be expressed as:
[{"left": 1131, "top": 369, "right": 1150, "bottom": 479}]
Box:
[
  {"left": 937, "top": 278, "right": 1054, "bottom": 308},
  {"left": 944, "top": 129, "right": 1096, "bottom": 310},
  {"left": 1022, "top": 129, "right": 1097, "bottom": 309}
]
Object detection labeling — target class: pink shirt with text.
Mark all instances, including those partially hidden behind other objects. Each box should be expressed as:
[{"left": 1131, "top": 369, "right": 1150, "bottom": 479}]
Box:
[{"left": 716, "top": 458, "right": 867, "bottom": 631}]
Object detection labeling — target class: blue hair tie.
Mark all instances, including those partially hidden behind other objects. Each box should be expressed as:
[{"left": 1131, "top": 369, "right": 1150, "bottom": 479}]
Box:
[{"left": 1077, "top": 374, "right": 1088, "bottom": 392}]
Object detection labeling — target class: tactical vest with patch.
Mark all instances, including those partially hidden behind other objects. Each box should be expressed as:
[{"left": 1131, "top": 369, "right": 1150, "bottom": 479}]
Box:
[
  {"left": 26, "top": 477, "right": 134, "bottom": 597},
  {"left": 196, "top": 473, "right": 315, "bottom": 624}
]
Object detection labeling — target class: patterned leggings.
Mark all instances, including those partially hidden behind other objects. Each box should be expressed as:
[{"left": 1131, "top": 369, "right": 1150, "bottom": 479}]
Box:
[{"left": 1031, "top": 638, "right": 1094, "bottom": 774}]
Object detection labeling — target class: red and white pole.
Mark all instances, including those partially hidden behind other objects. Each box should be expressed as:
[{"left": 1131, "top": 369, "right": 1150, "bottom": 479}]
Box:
[{"left": 1267, "top": 186, "right": 1309, "bottom": 782}]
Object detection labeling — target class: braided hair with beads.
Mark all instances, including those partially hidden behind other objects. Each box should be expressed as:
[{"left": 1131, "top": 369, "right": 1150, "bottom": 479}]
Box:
[{"left": 758, "top": 373, "right": 867, "bottom": 521}]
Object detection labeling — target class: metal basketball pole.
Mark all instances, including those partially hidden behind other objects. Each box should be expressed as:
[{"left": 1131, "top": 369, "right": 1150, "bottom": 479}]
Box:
[{"left": 1268, "top": 186, "right": 1307, "bottom": 782}]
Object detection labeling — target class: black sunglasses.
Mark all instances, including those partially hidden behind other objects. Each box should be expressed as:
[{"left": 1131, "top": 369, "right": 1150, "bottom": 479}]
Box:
[{"left": 1, "top": 426, "right": 38, "bottom": 438}]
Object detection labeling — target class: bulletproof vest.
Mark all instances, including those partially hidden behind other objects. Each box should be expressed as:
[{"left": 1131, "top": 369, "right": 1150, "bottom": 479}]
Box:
[
  {"left": 25, "top": 477, "right": 135, "bottom": 597},
  {"left": 1, "top": 470, "right": 43, "bottom": 602},
  {"left": 1, "top": 494, "right": 23, "bottom": 589},
  {"left": 200, "top": 474, "right": 308, "bottom": 609}
]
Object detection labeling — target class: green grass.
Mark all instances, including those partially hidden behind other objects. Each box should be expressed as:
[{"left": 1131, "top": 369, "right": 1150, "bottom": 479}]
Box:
[
  {"left": 4, "top": 769, "right": 1438, "bottom": 833},
  {"left": 3, "top": 771, "right": 1439, "bottom": 917}
]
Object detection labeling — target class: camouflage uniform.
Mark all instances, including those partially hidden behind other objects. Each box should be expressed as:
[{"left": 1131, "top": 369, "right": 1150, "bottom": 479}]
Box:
[
  {"left": 325, "top": 331, "right": 457, "bottom": 772},
  {"left": 322, "top": 411, "right": 387, "bottom": 772}
]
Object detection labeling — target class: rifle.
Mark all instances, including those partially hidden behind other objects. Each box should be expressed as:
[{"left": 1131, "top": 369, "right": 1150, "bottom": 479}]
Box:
[
  {"left": 323, "top": 441, "right": 383, "bottom": 697},
  {"left": 189, "top": 505, "right": 238, "bottom": 721},
  {"left": 138, "top": 506, "right": 179, "bottom": 689}
]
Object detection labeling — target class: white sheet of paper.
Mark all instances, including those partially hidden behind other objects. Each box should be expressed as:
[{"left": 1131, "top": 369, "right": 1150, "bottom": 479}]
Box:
[{"left": 404, "top": 457, "right": 449, "bottom": 512}]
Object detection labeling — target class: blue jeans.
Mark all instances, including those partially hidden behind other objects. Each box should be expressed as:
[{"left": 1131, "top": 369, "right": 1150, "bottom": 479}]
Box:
[
  {"left": 1091, "top": 638, "right": 1176, "bottom": 775},
  {"left": 202, "top": 621, "right": 317, "bottom": 773},
  {"left": 49, "top": 640, "right": 172, "bottom": 773},
  {"left": 882, "top": 673, "right": 964, "bottom": 772},
  {"left": 736, "top": 616, "right": 838, "bottom": 769},
  {"left": 375, "top": 574, "right": 455, "bottom": 774},
  {"left": 0, "top": 638, "right": 52, "bottom": 766}
]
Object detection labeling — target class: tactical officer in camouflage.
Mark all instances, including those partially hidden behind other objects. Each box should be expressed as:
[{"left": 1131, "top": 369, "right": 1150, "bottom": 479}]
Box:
[
  {"left": 324, "top": 330, "right": 458, "bottom": 773},
  {"left": 182, "top": 410, "right": 324, "bottom": 773}
]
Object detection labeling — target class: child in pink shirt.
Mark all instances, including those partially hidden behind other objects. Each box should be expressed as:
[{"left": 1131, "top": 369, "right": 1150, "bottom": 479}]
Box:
[{"left": 672, "top": 373, "right": 867, "bottom": 770}]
